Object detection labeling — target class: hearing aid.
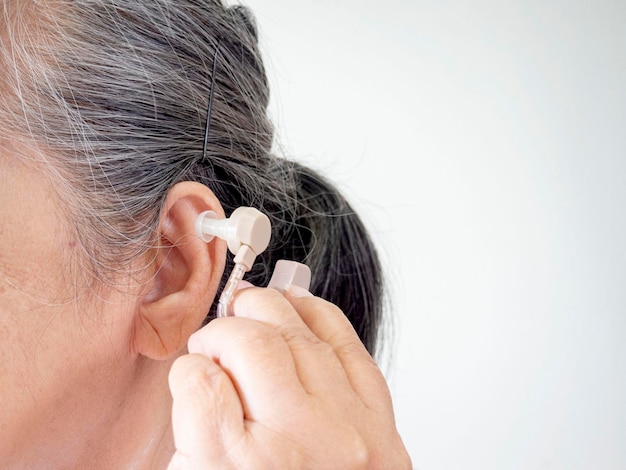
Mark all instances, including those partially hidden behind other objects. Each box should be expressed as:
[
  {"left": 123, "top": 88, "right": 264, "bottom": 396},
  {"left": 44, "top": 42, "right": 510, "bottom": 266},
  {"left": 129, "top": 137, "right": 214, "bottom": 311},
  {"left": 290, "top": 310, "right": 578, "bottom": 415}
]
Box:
[
  {"left": 196, "top": 207, "right": 271, "bottom": 271},
  {"left": 195, "top": 208, "right": 312, "bottom": 317},
  {"left": 196, "top": 207, "right": 271, "bottom": 317}
]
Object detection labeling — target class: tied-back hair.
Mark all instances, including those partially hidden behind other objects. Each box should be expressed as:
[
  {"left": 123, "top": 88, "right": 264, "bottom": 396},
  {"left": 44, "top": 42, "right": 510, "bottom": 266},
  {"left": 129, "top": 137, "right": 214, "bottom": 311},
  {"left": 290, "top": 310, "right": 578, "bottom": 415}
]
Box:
[{"left": 0, "top": 0, "right": 388, "bottom": 358}]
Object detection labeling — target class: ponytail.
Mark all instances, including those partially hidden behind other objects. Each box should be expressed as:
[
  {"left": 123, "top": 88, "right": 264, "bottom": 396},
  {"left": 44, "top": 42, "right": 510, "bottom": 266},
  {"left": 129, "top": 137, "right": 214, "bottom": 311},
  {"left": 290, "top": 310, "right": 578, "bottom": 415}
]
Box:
[{"left": 205, "top": 158, "right": 385, "bottom": 357}]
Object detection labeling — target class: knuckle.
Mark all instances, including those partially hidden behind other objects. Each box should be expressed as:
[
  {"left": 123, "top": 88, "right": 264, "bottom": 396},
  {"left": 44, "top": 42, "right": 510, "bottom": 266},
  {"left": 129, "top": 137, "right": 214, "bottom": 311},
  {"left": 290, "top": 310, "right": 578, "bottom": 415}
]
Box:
[
  {"left": 170, "top": 354, "right": 225, "bottom": 393},
  {"left": 344, "top": 431, "right": 370, "bottom": 469},
  {"left": 280, "top": 324, "right": 325, "bottom": 348},
  {"left": 187, "top": 318, "right": 224, "bottom": 351},
  {"left": 236, "top": 285, "right": 287, "bottom": 309},
  {"left": 239, "top": 324, "right": 283, "bottom": 352},
  {"left": 169, "top": 354, "right": 203, "bottom": 380}
]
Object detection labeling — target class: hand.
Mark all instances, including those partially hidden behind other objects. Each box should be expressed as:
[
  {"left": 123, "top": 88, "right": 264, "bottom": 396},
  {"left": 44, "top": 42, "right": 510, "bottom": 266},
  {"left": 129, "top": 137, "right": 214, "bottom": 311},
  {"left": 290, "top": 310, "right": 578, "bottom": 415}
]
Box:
[{"left": 167, "top": 285, "right": 412, "bottom": 469}]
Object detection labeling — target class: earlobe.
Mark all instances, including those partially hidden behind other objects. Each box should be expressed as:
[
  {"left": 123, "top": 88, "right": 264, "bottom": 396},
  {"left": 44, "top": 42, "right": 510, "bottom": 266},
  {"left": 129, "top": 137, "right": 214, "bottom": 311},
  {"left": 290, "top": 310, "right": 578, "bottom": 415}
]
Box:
[{"left": 133, "top": 182, "right": 227, "bottom": 360}]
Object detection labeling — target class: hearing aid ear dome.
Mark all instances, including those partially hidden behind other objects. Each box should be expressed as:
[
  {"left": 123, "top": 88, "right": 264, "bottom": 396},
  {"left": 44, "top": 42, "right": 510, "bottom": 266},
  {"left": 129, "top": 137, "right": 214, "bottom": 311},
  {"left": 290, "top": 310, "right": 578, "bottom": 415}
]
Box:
[{"left": 195, "top": 210, "right": 218, "bottom": 243}]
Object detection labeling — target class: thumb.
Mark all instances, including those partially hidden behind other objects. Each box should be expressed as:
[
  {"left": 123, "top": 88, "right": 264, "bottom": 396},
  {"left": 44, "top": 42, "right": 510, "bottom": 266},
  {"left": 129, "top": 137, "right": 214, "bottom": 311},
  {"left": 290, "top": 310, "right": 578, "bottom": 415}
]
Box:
[{"left": 168, "top": 353, "right": 246, "bottom": 469}]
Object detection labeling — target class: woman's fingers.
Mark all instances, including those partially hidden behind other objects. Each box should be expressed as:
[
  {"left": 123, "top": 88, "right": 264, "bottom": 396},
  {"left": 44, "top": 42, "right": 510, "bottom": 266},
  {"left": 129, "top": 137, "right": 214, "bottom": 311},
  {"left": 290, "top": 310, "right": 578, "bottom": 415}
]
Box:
[
  {"left": 187, "top": 316, "right": 308, "bottom": 422},
  {"left": 230, "top": 286, "right": 317, "bottom": 342},
  {"left": 168, "top": 353, "right": 246, "bottom": 469},
  {"left": 168, "top": 285, "right": 413, "bottom": 470},
  {"left": 283, "top": 286, "right": 394, "bottom": 414},
  {"left": 225, "top": 287, "right": 355, "bottom": 397}
]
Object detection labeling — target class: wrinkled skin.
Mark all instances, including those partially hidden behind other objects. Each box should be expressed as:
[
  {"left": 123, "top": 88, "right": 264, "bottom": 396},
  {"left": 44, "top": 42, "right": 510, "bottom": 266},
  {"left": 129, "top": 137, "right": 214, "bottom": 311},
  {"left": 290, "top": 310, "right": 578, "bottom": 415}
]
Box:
[{"left": 168, "top": 285, "right": 412, "bottom": 470}]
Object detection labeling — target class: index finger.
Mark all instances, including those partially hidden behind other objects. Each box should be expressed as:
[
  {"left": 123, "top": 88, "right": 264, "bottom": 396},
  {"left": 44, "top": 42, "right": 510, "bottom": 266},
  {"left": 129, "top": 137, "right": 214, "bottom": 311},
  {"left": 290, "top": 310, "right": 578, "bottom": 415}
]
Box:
[
  {"left": 226, "top": 287, "right": 355, "bottom": 397},
  {"left": 284, "top": 286, "right": 394, "bottom": 414}
]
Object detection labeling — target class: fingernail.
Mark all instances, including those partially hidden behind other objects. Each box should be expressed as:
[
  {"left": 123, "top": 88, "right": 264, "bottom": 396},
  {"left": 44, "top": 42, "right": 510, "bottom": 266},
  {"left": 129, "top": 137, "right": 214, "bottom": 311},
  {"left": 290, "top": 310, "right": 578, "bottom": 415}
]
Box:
[{"left": 286, "top": 284, "right": 313, "bottom": 298}]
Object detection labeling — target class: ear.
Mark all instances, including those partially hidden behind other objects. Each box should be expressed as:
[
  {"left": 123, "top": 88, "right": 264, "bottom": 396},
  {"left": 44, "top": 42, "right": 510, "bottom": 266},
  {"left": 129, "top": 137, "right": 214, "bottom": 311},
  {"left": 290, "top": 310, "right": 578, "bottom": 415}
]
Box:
[{"left": 133, "top": 182, "right": 227, "bottom": 360}]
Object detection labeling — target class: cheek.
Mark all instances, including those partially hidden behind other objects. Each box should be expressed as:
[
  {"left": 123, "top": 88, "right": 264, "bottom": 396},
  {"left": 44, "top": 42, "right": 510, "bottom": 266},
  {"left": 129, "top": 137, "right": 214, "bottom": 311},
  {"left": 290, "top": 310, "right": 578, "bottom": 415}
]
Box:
[
  {"left": 0, "top": 258, "right": 80, "bottom": 452},
  {"left": 0, "top": 248, "right": 83, "bottom": 397},
  {"left": 0, "top": 222, "right": 80, "bottom": 335},
  {"left": 0, "top": 154, "right": 144, "bottom": 456},
  {"left": 0, "top": 196, "right": 102, "bottom": 448},
  {"left": 0, "top": 242, "right": 134, "bottom": 444},
  {"left": 0, "top": 251, "right": 136, "bottom": 457},
  {"left": 0, "top": 186, "right": 77, "bottom": 314},
  {"left": 0, "top": 159, "right": 85, "bottom": 333}
]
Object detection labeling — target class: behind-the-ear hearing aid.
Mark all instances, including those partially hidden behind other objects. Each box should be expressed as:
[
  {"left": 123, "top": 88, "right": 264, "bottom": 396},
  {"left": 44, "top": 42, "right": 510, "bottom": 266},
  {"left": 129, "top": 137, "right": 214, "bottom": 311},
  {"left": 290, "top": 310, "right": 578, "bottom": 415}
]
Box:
[{"left": 196, "top": 207, "right": 271, "bottom": 317}]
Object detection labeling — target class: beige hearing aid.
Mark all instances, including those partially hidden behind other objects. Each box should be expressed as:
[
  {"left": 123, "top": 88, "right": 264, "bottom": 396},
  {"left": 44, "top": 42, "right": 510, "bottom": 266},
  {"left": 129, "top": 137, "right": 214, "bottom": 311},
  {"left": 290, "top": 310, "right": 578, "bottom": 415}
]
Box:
[
  {"left": 195, "top": 208, "right": 312, "bottom": 317},
  {"left": 196, "top": 207, "right": 271, "bottom": 271},
  {"left": 267, "top": 259, "right": 311, "bottom": 293},
  {"left": 196, "top": 207, "right": 271, "bottom": 317}
]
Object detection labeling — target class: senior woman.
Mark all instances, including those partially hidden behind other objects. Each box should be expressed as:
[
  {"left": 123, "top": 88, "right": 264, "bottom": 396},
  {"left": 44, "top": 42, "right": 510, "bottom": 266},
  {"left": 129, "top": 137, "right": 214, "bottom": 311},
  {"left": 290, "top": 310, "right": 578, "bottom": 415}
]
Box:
[{"left": 0, "top": 1, "right": 411, "bottom": 468}]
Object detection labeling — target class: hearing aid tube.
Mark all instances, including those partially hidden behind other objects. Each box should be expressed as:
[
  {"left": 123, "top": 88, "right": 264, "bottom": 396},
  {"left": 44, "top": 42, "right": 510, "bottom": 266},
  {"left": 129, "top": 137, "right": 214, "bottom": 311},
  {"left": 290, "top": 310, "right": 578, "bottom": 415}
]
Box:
[{"left": 216, "top": 262, "right": 246, "bottom": 318}]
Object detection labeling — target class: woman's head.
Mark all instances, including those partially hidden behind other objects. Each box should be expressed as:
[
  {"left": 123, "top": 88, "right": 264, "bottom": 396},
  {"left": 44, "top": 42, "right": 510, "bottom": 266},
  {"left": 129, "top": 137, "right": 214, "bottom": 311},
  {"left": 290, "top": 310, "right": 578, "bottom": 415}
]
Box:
[
  {"left": 1, "top": 0, "right": 385, "bottom": 353},
  {"left": 0, "top": 1, "right": 388, "bottom": 465}
]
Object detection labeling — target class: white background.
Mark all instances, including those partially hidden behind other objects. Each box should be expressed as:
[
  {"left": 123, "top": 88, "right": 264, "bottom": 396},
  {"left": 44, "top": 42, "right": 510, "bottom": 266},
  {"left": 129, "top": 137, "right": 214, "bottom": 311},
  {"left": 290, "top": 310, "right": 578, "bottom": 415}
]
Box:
[{"left": 247, "top": 1, "right": 626, "bottom": 469}]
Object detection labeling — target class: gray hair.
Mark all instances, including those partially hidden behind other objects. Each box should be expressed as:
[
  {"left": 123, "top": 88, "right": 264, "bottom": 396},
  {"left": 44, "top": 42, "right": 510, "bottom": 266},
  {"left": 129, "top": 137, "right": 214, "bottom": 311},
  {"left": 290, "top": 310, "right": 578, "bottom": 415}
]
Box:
[{"left": 0, "top": 0, "right": 387, "bottom": 356}]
